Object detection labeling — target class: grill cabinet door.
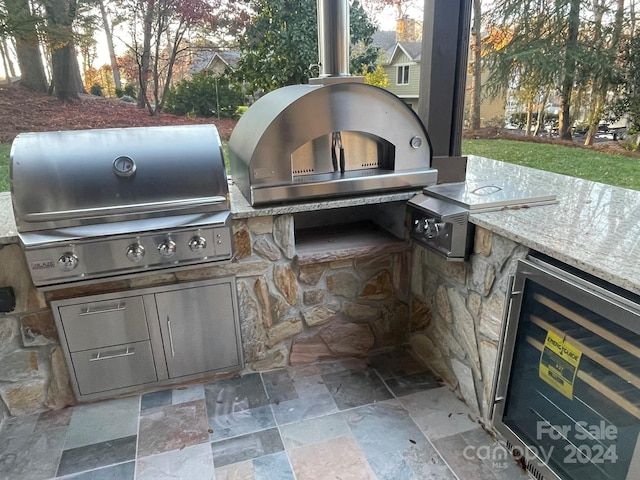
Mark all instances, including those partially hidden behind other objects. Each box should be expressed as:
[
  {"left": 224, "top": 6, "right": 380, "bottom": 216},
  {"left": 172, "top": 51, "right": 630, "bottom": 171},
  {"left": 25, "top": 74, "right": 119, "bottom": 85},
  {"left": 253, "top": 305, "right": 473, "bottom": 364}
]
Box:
[{"left": 155, "top": 281, "right": 241, "bottom": 378}]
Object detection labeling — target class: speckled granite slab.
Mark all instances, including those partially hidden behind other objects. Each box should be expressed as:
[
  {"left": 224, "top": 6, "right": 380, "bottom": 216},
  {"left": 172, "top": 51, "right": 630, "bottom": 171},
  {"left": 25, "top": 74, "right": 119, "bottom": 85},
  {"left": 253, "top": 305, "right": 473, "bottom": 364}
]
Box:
[
  {"left": 466, "top": 156, "right": 640, "bottom": 296},
  {"left": 0, "top": 192, "right": 17, "bottom": 245},
  {"left": 1, "top": 158, "right": 639, "bottom": 296},
  {"left": 230, "top": 181, "right": 420, "bottom": 219}
]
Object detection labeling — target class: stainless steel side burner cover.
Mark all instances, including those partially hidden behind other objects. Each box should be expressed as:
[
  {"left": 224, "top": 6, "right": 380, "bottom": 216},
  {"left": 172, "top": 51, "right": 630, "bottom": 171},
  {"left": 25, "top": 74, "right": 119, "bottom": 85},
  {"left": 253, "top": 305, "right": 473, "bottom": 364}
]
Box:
[
  {"left": 423, "top": 181, "right": 557, "bottom": 212},
  {"left": 408, "top": 194, "right": 473, "bottom": 261}
]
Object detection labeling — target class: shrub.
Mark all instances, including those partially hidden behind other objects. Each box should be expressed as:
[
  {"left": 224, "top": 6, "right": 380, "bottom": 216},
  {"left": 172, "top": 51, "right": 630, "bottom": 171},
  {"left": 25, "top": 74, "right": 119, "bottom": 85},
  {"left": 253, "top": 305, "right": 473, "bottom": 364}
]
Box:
[
  {"left": 119, "top": 95, "right": 136, "bottom": 103},
  {"left": 90, "top": 84, "right": 103, "bottom": 96},
  {"left": 165, "top": 73, "right": 243, "bottom": 118},
  {"left": 123, "top": 84, "right": 136, "bottom": 99},
  {"left": 509, "top": 112, "right": 559, "bottom": 130}
]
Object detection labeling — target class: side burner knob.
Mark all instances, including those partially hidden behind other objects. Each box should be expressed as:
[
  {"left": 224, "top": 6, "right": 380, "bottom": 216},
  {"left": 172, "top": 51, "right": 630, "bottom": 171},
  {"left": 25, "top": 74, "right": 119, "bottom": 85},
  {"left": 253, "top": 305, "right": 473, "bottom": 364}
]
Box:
[
  {"left": 189, "top": 235, "right": 207, "bottom": 252},
  {"left": 158, "top": 239, "right": 177, "bottom": 258},
  {"left": 58, "top": 252, "right": 79, "bottom": 272},
  {"left": 425, "top": 219, "right": 445, "bottom": 239},
  {"left": 126, "top": 243, "right": 145, "bottom": 263}
]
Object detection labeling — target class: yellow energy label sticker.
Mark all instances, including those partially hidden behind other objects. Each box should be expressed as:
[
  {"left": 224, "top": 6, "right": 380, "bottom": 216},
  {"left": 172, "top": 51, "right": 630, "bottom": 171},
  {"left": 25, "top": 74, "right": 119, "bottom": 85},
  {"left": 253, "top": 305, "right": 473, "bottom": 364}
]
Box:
[{"left": 539, "top": 331, "right": 582, "bottom": 400}]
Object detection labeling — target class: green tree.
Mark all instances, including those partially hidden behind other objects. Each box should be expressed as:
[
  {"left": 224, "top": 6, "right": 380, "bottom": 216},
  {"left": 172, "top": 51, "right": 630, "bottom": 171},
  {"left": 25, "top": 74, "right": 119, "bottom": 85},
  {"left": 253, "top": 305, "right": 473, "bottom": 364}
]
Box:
[
  {"left": 3, "top": 0, "right": 48, "bottom": 92},
  {"left": 485, "top": 0, "right": 598, "bottom": 139},
  {"left": 42, "top": 0, "right": 87, "bottom": 100},
  {"left": 485, "top": 1, "right": 562, "bottom": 136},
  {"left": 582, "top": 0, "right": 626, "bottom": 146},
  {"left": 235, "top": 0, "right": 377, "bottom": 94},
  {"left": 165, "top": 72, "right": 243, "bottom": 118},
  {"left": 361, "top": 63, "right": 388, "bottom": 87}
]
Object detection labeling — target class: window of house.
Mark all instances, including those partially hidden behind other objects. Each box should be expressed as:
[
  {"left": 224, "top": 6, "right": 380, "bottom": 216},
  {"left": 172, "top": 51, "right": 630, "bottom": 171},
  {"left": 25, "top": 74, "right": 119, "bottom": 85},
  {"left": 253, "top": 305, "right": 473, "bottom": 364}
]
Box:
[{"left": 396, "top": 65, "right": 410, "bottom": 85}]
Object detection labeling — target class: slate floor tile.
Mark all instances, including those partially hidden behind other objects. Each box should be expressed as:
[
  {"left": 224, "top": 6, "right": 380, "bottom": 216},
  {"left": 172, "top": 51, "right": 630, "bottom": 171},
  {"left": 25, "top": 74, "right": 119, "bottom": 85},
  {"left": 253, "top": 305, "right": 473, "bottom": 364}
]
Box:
[
  {"left": 140, "top": 389, "right": 173, "bottom": 411},
  {"left": 384, "top": 371, "right": 441, "bottom": 397},
  {"left": 136, "top": 443, "right": 214, "bottom": 480},
  {"left": 59, "top": 461, "right": 135, "bottom": 479},
  {"left": 279, "top": 412, "right": 351, "bottom": 450},
  {"left": 0, "top": 427, "right": 66, "bottom": 480},
  {"left": 64, "top": 396, "right": 139, "bottom": 450},
  {"left": 56, "top": 435, "right": 137, "bottom": 477},
  {"left": 400, "top": 387, "right": 478, "bottom": 441},
  {"left": 344, "top": 400, "right": 455, "bottom": 479},
  {"left": 322, "top": 366, "right": 393, "bottom": 410},
  {"left": 288, "top": 435, "right": 377, "bottom": 480},
  {"left": 0, "top": 352, "right": 518, "bottom": 480},
  {"left": 137, "top": 399, "right": 209, "bottom": 457},
  {"left": 210, "top": 427, "right": 284, "bottom": 468}
]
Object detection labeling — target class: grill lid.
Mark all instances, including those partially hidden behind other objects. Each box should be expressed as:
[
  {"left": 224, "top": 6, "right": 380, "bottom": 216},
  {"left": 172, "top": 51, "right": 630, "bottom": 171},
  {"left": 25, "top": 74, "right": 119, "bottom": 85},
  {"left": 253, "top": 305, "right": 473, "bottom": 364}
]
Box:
[{"left": 11, "top": 124, "right": 229, "bottom": 232}]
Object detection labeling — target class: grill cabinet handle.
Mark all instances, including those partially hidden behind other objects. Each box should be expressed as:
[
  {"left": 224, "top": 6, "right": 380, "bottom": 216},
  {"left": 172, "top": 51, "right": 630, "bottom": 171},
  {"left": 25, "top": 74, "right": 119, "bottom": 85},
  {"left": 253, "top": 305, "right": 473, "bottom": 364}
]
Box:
[
  {"left": 24, "top": 196, "right": 228, "bottom": 222},
  {"left": 167, "top": 316, "right": 176, "bottom": 357},
  {"left": 79, "top": 302, "right": 126, "bottom": 316},
  {"left": 89, "top": 346, "right": 135, "bottom": 362}
]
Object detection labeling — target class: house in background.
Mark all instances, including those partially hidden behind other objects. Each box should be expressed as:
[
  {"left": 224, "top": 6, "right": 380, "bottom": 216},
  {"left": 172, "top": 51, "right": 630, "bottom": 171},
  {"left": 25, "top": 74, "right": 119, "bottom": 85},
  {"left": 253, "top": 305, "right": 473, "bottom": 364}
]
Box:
[
  {"left": 188, "top": 49, "right": 240, "bottom": 77},
  {"left": 381, "top": 41, "right": 422, "bottom": 111},
  {"left": 375, "top": 19, "right": 507, "bottom": 126}
]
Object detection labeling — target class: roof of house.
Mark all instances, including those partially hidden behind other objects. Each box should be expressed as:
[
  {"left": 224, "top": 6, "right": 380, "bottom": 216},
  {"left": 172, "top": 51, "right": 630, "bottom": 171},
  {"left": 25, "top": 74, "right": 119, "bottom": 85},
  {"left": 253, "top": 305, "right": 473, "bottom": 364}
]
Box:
[
  {"left": 372, "top": 30, "right": 397, "bottom": 52},
  {"left": 189, "top": 49, "right": 240, "bottom": 74},
  {"left": 385, "top": 42, "right": 422, "bottom": 65}
]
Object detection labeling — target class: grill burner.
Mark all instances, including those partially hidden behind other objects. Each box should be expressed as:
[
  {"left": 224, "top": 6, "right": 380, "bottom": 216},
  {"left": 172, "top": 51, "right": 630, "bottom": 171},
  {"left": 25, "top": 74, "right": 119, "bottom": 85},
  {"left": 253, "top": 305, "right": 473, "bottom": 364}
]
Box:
[{"left": 10, "top": 125, "right": 233, "bottom": 288}]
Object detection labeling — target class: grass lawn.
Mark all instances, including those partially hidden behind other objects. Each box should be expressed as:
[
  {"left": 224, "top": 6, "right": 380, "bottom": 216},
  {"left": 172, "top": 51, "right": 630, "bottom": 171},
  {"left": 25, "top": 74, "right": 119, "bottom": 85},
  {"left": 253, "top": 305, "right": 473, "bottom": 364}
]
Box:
[
  {"left": 0, "top": 144, "right": 9, "bottom": 192},
  {"left": 462, "top": 138, "right": 640, "bottom": 191},
  {"left": 0, "top": 139, "right": 638, "bottom": 193}
]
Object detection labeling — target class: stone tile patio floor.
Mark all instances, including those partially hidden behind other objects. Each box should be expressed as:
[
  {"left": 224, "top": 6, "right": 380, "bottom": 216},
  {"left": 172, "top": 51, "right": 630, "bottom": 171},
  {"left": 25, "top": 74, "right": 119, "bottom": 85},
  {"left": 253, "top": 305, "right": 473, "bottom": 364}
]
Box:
[{"left": 0, "top": 349, "right": 530, "bottom": 479}]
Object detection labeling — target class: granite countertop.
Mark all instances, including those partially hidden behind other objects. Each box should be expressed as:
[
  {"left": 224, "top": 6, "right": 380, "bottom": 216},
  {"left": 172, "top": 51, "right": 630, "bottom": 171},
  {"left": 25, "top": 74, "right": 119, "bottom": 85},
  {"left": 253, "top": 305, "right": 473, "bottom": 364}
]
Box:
[
  {"left": 465, "top": 156, "right": 640, "bottom": 296},
  {"left": 0, "top": 193, "right": 18, "bottom": 245},
  {"left": 2, "top": 159, "right": 639, "bottom": 295},
  {"left": 229, "top": 181, "right": 420, "bottom": 218}
]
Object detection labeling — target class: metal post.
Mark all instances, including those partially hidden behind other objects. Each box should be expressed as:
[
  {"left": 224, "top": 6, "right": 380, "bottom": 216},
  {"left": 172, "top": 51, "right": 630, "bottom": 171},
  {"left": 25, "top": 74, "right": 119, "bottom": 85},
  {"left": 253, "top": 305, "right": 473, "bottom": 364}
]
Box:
[{"left": 418, "top": 0, "right": 472, "bottom": 183}]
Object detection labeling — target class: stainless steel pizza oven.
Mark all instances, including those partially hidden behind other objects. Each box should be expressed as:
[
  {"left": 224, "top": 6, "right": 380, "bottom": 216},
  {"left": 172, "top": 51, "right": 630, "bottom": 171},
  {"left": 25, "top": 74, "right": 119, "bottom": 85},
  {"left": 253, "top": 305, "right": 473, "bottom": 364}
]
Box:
[
  {"left": 229, "top": 0, "right": 437, "bottom": 206},
  {"left": 10, "top": 124, "right": 233, "bottom": 288}
]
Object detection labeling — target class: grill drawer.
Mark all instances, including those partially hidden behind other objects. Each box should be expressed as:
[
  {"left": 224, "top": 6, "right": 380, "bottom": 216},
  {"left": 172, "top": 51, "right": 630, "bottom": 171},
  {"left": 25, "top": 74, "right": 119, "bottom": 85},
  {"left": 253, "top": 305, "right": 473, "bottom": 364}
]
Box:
[
  {"left": 59, "top": 297, "right": 148, "bottom": 351},
  {"left": 71, "top": 341, "right": 157, "bottom": 395}
]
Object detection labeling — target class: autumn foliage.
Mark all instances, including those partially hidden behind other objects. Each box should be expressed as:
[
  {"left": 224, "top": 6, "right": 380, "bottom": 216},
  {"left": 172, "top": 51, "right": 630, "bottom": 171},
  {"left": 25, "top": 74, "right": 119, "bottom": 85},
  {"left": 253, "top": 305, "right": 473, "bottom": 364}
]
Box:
[{"left": 0, "top": 85, "right": 237, "bottom": 144}]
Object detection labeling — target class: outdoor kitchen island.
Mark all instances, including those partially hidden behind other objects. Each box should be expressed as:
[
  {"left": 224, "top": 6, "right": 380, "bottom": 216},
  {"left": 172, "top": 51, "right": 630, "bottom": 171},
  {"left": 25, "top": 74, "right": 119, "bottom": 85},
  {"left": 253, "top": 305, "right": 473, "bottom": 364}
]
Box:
[{"left": 0, "top": 155, "right": 638, "bottom": 432}]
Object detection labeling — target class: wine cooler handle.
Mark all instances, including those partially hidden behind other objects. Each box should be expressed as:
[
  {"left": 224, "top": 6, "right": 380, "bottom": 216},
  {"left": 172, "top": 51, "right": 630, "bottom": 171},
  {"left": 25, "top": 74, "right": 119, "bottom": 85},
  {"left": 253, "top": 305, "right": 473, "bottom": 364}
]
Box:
[{"left": 489, "top": 275, "right": 517, "bottom": 420}]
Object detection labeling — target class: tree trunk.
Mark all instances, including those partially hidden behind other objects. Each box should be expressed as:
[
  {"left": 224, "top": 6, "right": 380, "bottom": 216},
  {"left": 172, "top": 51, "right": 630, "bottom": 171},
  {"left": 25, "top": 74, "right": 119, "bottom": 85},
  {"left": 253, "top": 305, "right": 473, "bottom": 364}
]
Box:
[
  {"left": 558, "top": 0, "right": 581, "bottom": 140},
  {"left": 469, "top": 0, "right": 482, "bottom": 130},
  {"left": 584, "top": 0, "right": 625, "bottom": 146},
  {"left": 44, "top": 0, "right": 85, "bottom": 100},
  {"left": 525, "top": 102, "right": 533, "bottom": 136},
  {"left": 533, "top": 89, "right": 550, "bottom": 137},
  {"left": 99, "top": 0, "right": 121, "bottom": 91},
  {"left": 138, "top": 0, "right": 155, "bottom": 110},
  {"left": 5, "top": 0, "right": 48, "bottom": 92},
  {"left": 50, "top": 43, "right": 84, "bottom": 100}
]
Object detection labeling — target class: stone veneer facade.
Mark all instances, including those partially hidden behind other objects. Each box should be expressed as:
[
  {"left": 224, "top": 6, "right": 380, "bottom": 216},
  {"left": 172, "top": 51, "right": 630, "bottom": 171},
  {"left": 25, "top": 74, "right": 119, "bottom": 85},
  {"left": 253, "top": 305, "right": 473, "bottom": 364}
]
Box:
[
  {"left": 409, "top": 226, "right": 528, "bottom": 423},
  {"left": 0, "top": 212, "right": 528, "bottom": 424},
  {"left": 0, "top": 213, "right": 414, "bottom": 419},
  {"left": 232, "top": 214, "right": 413, "bottom": 370}
]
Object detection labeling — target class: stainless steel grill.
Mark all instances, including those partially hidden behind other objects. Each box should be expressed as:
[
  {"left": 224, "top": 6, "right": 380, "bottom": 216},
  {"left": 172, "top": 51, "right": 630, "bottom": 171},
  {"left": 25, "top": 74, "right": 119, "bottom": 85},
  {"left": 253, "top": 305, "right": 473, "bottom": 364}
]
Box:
[{"left": 10, "top": 124, "right": 233, "bottom": 288}]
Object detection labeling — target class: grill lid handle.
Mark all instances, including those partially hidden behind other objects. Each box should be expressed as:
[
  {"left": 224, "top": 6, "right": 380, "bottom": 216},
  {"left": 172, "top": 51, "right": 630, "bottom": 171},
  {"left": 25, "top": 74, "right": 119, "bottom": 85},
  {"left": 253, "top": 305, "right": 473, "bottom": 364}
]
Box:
[{"left": 24, "top": 196, "right": 228, "bottom": 223}]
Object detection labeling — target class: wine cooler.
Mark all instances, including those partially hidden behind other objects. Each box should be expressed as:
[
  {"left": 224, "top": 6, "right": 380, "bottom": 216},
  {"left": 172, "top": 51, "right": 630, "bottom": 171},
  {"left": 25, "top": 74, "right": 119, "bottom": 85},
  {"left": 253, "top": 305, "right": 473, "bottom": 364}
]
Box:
[{"left": 492, "top": 254, "right": 640, "bottom": 480}]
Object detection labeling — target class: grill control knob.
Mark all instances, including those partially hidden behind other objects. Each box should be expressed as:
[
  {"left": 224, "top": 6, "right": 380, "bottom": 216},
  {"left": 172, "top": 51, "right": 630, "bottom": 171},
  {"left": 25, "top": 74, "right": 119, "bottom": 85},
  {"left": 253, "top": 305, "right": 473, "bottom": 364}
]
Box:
[
  {"left": 189, "top": 235, "right": 207, "bottom": 252},
  {"left": 413, "top": 218, "right": 427, "bottom": 234},
  {"left": 58, "top": 252, "right": 78, "bottom": 272},
  {"left": 158, "top": 239, "right": 177, "bottom": 258},
  {"left": 425, "top": 218, "right": 445, "bottom": 239},
  {"left": 126, "top": 243, "right": 145, "bottom": 263}
]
